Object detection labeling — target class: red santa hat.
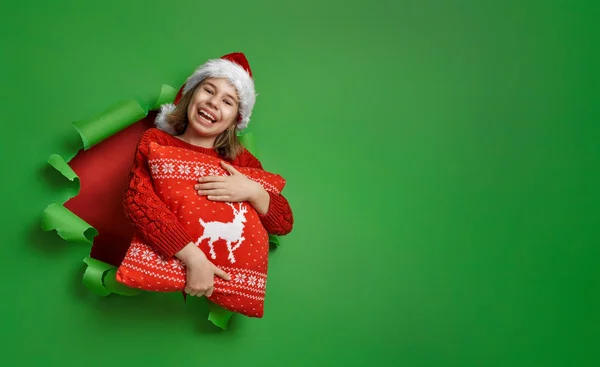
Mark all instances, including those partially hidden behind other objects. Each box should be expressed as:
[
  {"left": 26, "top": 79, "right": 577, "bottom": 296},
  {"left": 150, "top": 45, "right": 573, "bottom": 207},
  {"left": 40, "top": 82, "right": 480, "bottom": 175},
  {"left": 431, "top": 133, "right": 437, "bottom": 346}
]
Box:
[{"left": 155, "top": 52, "right": 256, "bottom": 133}]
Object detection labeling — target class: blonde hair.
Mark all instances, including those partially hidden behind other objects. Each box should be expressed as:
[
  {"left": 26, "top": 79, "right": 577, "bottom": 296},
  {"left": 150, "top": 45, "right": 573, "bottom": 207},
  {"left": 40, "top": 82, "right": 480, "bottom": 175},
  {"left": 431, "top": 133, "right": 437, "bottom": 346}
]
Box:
[{"left": 164, "top": 82, "right": 243, "bottom": 160}]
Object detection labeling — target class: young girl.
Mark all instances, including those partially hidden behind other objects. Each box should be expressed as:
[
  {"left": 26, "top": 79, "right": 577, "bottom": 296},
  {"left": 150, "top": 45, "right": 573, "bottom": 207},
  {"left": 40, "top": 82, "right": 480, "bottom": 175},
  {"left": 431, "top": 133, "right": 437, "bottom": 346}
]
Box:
[{"left": 122, "top": 52, "right": 294, "bottom": 299}]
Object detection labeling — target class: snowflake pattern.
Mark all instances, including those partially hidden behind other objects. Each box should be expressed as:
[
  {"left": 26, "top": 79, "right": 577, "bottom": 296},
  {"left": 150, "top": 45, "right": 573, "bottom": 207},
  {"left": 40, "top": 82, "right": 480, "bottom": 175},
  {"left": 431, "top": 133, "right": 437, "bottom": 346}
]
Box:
[
  {"left": 235, "top": 273, "right": 247, "bottom": 284},
  {"left": 170, "top": 261, "right": 185, "bottom": 270},
  {"left": 162, "top": 163, "right": 175, "bottom": 174},
  {"left": 120, "top": 242, "right": 268, "bottom": 309},
  {"left": 155, "top": 257, "right": 169, "bottom": 266},
  {"left": 177, "top": 164, "right": 190, "bottom": 175},
  {"left": 208, "top": 168, "right": 223, "bottom": 176},
  {"left": 147, "top": 157, "right": 284, "bottom": 194},
  {"left": 141, "top": 250, "right": 154, "bottom": 261},
  {"left": 257, "top": 278, "right": 265, "bottom": 289},
  {"left": 193, "top": 165, "right": 205, "bottom": 177}
]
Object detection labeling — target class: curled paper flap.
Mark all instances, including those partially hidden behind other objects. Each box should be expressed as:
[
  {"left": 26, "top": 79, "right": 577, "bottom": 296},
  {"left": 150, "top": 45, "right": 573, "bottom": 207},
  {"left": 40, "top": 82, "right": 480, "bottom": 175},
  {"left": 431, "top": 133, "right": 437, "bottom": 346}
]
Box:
[
  {"left": 150, "top": 84, "right": 178, "bottom": 111},
  {"left": 48, "top": 154, "right": 79, "bottom": 183},
  {"left": 103, "top": 268, "right": 140, "bottom": 296},
  {"left": 41, "top": 204, "right": 97, "bottom": 245},
  {"left": 269, "top": 234, "right": 280, "bottom": 247},
  {"left": 82, "top": 257, "right": 140, "bottom": 296},
  {"left": 73, "top": 100, "right": 147, "bottom": 150},
  {"left": 82, "top": 257, "right": 114, "bottom": 296},
  {"left": 207, "top": 301, "right": 234, "bottom": 330}
]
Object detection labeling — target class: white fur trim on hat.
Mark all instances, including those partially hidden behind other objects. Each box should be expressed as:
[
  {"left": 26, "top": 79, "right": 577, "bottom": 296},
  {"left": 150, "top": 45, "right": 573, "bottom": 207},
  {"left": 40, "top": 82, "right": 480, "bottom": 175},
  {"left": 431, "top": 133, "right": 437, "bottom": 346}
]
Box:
[
  {"left": 183, "top": 58, "right": 256, "bottom": 130},
  {"left": 155, "top": 103, "right": 177, "bottom": 134}
]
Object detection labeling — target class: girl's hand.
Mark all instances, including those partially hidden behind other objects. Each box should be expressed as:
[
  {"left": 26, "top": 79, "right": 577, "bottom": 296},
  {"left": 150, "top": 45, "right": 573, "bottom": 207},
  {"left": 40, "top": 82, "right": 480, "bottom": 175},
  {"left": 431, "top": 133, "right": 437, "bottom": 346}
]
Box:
[
  {"left": 195, "top": 161, "right": 263, "bottom": 203},
  {"left": 175, "top": 242, "right": 231, "bottom": 297}
]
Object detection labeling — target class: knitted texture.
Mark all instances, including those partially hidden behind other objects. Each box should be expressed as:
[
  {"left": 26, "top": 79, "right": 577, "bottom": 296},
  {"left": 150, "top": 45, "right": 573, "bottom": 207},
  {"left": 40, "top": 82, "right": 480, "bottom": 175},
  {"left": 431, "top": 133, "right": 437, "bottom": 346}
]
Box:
[
  {"left": 123, "top": 128, "right": 294, "bottom": 260},
  {"left": 117, "top": 142, "right": 287, "bottom": 317}
]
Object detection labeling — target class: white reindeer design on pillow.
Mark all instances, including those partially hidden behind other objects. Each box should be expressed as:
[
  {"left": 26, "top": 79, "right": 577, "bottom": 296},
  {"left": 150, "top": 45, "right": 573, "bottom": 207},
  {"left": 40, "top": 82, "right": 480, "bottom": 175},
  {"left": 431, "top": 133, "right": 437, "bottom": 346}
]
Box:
[{"left": 195, "top": 203, "right": 248, "bottom": 264}]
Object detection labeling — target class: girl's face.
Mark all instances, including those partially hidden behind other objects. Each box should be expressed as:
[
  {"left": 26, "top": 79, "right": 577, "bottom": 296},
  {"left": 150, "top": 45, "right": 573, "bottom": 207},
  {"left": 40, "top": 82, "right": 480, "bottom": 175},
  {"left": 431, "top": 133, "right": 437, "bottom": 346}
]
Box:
[{"left": 186, "top": 77, "right": 239, "bottom": 140}]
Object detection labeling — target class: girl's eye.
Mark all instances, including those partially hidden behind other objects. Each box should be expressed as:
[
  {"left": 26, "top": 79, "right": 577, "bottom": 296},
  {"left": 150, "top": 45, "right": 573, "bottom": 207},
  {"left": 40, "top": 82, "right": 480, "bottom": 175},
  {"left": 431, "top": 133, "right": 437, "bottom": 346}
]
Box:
[
  {"left": 204, "top": 88, "right": 213, "bottom": 94},
  {"left": 225, "top": 100, "right": 232, "bottom": 106}
]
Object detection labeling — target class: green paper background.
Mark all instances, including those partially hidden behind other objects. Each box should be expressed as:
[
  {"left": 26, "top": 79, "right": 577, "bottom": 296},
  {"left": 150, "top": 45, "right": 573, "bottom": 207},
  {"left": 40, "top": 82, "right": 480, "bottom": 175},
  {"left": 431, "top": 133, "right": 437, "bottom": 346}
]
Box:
[{"left": 1, "top": 0, "right": 599, "bottom": 366}]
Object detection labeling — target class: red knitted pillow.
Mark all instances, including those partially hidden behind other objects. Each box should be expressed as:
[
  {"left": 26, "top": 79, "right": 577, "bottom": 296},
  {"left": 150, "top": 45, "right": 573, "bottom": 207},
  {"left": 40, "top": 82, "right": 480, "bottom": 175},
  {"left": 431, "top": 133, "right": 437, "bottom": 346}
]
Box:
[{"left": 116, "top": 142, "right": 286, "bottom": 318}]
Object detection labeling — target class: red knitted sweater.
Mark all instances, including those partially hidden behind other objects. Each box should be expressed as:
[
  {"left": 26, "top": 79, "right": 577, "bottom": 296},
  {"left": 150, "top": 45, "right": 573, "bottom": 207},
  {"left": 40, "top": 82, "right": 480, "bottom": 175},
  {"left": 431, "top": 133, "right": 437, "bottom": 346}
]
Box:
[{"left": 123, "top": 128, "right": 294, "bottom": 259}]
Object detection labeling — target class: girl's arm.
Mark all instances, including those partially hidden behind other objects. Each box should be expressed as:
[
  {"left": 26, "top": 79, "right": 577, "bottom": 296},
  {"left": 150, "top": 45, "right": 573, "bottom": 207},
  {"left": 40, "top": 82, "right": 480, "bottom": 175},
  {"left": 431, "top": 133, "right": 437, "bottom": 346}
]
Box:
[
  {"left": 235, "top": 150, "right": 295, "bottom": 236},
  {"left": 122, "top": 130, "right": 195, "bottom": 259}
]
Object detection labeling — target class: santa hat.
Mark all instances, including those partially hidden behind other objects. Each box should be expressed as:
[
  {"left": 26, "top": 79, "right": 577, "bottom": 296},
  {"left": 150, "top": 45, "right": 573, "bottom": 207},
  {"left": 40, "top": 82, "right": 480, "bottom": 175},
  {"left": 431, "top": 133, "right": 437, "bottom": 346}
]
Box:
[{"left": 155, "top": 52, "right": 256, "bottom": 134}]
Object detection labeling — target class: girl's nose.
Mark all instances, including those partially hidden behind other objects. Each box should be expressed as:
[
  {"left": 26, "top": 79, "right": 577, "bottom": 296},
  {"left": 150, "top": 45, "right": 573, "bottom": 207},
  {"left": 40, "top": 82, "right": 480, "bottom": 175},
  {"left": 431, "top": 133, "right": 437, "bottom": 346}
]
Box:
[{"left": 208, "top": 97, "right": 219, "bottom": 109}]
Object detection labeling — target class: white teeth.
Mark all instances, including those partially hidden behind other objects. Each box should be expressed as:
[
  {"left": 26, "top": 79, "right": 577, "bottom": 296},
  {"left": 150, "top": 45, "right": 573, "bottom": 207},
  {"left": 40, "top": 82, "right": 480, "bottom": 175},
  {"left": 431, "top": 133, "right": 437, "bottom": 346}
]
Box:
[{"left": 198, "top": 109, "right": 216, "bottom": 122}]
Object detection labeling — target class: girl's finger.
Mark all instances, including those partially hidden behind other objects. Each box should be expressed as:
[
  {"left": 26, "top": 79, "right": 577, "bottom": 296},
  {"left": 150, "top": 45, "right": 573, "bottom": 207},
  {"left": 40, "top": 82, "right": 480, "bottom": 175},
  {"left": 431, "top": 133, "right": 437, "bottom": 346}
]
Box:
[
  {"left": 207, "top": 195, "right": 230, "bottom": 201},
  {"left": 220, "top": 161, "right": 240, "bottom": 175},
  {"left": 198, "top": 189, "right": 227, "bottom": 196},
  {"left": 195, "top": 182, "right": 226, "bottom": 190},
  {"left": 198, "top": 176, "right": 226, "bottom": 183}
]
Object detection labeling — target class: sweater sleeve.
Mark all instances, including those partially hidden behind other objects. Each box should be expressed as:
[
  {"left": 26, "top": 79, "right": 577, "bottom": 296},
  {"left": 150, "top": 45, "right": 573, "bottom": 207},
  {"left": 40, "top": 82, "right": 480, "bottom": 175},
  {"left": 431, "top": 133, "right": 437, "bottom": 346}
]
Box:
[
  {"left": 236, "top": 149, "right": 294, "bottom": 236},
  {"left": 122, "top": 130, "right": 195, "bottom": 259}
]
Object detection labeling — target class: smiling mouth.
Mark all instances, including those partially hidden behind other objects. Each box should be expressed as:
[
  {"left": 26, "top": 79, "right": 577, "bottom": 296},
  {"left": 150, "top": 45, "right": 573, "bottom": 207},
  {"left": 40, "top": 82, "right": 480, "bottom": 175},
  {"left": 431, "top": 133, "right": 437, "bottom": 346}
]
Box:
[{"left": 198, "top": 109, "right": 216, "bottom": 123}]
